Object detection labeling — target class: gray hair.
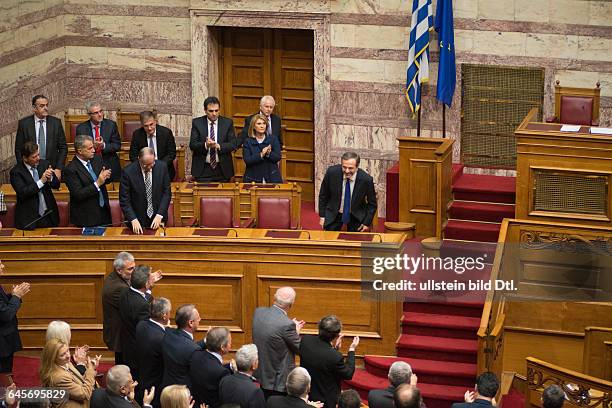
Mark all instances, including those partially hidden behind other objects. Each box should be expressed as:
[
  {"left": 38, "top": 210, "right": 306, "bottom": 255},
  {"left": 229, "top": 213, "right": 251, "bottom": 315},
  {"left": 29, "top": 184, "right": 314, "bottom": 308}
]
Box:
[
  {"left": 235, "top": 343, "right": 258, "bottom": 372},
  {"left": 286, "top": 367, "right": 310, "bottom": 398},
  {"left": 85, "top": 101, "right": 101, "bottom": 113},
  {"left": 106, "top": 365, "right": 132, "bottom": 393},
  {"left": 45, "top": 321, "right": 71, "bottom": 344},
  {"left": 74, "top": 134, "right": 93, "bottom": 150},
  {"left": 139, "top": 147, "right": 155, "bottom": 159},
  {"left": 175, "top": 304, "right": 196, "bottom": 329},
  {"left": 150, "top": 297, "right": 171, "bottom": 320},
  {"left": 389, "top": 361, "right": 412, "bottom": 387},
  {"left": 113, "top": 252, "right": 134, "bottom": 271},
  {"left": 273, "top": 287, "right": 296, "bottom": 309},
  {"left": 205, "top": 327, "right": 230, "bottom": 353},
  {"left": 260, "top": 95, "right": 275, "bottom": 106}
]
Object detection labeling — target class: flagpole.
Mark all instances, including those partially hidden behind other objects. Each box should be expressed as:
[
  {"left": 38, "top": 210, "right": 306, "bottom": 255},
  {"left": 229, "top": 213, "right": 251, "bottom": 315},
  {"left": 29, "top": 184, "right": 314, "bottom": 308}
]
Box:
[
  {"left": 417, "top": 83, "right": 422, "bottom": 137},
  {"left": 442, "top": 103, "right": 446, "bottom": 138}
]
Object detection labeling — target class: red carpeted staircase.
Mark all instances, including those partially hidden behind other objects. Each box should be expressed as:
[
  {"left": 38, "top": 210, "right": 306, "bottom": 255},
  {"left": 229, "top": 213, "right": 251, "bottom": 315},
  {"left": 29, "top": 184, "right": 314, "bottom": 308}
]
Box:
[{"left": 345, "top": 165, "right": 516, "bottom": 407}]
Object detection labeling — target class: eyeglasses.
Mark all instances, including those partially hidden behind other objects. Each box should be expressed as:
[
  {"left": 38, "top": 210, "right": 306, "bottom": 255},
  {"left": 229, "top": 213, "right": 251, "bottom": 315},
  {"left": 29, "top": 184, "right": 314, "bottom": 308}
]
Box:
[{"left": 88, "top": 110, "right": 103, "bottom": 115}]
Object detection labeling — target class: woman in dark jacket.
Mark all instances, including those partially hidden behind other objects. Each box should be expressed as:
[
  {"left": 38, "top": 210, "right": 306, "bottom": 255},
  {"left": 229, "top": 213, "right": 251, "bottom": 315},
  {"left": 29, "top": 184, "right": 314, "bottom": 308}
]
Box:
[{"left": 242, "top": 114, "right": 282, "bottom": 183}]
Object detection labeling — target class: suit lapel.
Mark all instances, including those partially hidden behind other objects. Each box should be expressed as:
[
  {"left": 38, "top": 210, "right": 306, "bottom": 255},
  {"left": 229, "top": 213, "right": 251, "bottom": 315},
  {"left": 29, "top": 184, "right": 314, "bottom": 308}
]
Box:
[
  {"left": 45, "top": 118, "right": 53, "bottom": 158},
  {"left": 351, "top": 171, "right": 362, "bottom": 208},
  {"left": 27, "top": 115, "right": 36, "bottom": 140}
]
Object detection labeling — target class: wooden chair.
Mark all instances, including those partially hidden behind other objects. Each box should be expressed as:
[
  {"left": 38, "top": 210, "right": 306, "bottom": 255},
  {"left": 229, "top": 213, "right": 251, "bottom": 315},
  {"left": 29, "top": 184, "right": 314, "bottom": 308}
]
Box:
[
  {"left": 547, "top": 81, "right": 601, "bottom": 126},
  {"left": 63, "top": 113, "right": 89, "bottom": 145},
  {"left": 192, "top": 183, "right": 244, "bottom": 228},
  {"left": 249, "top": 183, "right": 301, "bottom": 229}
]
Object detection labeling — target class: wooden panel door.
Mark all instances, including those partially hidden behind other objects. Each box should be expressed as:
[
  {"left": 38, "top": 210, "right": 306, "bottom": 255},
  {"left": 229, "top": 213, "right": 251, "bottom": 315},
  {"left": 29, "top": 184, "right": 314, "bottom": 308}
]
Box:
[{"left": 219, "top": 28, "right": 315, "bottom": 200}]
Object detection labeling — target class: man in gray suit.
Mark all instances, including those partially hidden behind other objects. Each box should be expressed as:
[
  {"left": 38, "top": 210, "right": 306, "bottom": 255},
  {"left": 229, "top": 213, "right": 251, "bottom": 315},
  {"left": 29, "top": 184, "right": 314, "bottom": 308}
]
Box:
[{"left": 252, "top": 287, "right": 304, "bottom": 399}]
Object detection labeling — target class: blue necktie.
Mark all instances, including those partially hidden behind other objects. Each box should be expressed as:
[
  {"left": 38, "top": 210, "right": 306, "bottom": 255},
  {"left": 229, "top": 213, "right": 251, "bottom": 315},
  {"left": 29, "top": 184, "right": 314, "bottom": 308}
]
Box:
[
  {"left": 30, "top": 167, "right": 47, "bottom": 216},
  {"left": 85, "top": 161, "right": 105, "bottom": 207},
  {"left": 342, "top": 179, "right": 351, "bottom": 224}
]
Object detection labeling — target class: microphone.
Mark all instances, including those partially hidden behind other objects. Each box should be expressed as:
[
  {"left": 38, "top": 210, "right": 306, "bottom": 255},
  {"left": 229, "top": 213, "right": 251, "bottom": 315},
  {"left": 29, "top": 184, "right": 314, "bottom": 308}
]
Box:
[{"left": 21, "top": 209, "right": 54, "bottom": 233}]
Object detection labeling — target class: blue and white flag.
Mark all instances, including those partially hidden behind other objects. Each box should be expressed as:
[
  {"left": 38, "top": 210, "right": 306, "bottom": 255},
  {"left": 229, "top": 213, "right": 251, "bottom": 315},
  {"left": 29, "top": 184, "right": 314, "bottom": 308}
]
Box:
[
  {"left": 435, "top": 0, "right": 456, "bottom": 107},
  {"left": 406, "top": 0, "right": 433, "bottom": 115}
]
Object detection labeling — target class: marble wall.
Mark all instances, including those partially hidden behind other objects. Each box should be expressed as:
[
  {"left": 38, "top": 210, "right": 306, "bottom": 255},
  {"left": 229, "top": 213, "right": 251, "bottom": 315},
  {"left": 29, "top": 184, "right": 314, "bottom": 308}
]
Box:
[{"left": 1, "top": 0, "right": 611, "bottom": 215}]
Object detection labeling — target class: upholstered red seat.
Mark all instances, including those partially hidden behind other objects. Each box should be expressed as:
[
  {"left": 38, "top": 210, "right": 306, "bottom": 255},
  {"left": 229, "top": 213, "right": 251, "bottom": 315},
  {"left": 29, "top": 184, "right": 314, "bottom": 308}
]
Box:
[
  {"left": 257, "top": 197, "right": 293, "bottom": 229},
  {"left": 110, "top": 200, "right": 124, "bottom": 226},
  {"left": 173, "top": 158, "right": 181, "bottom": 182},
  {"left": 122, "top": 121, "right": 141, "bottom": 143},
  {"left": 559, "top": 95, "right": 593, "bottom": 126},
  {"left": 199, "top": 197, "right": 238, "bottom": 228},
  {"left": 0, "top": 202, "right": 16, "bottom": 228},
  {"left": 69, "top": 123, "right": 79, "bottom": 144},
  {"left": 57, "top": 201, "right": 71, "bottom": 227}
]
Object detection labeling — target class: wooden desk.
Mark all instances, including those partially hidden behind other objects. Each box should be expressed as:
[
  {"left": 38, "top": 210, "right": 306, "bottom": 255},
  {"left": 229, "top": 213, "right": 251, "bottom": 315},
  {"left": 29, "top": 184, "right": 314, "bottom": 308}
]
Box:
[
  {"left": 515, "top": 108, "right": 612, "bottom": 227},
  {"left": 0, "top": 228, "right": 405, "bottom": 357}
]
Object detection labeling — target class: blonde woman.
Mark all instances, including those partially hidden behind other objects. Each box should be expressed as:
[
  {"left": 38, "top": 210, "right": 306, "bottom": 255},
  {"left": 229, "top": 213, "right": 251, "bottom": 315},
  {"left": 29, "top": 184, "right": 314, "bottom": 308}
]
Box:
[
  {"left": 45, "top": 320, "right": 89, "bottom": 376},
  {"left": 160, "top": 384, "right": 206, "bottom": 408},
  {"left": 40, "top": 338, "right": 99, "bottom": 407},
  {"left": 242, "top": 113, "right": 282, "bottom": 184}
]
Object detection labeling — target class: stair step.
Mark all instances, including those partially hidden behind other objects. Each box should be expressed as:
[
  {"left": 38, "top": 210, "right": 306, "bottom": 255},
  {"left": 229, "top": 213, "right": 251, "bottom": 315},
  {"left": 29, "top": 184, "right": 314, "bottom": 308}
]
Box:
[
  {"left": 440, "top": 240, "right": 498, "bottom": 261},
  {"left": 453, "top": 174, "right": 516, "bottom": 204},
  {"left": 402, "top": 312, "right": 480, "bottom": 339},
  {"left": 345, "top": 369, "right": 467, "bottom": 408},
  {"left": 449, "top": 201, "right": 515, "bottom": 223},
  {"left": 403, "top": 301, "right": 484, "bottom": 318},
  {"left": 397, "top": 334, "right": 477, "bottom": 363},
  {"left": 364, "top": 356, "right": 477, "bottom": 387},
  {"left": 444, "top": 220, "right": 501, "bottom": 243},
  {"left": 452, "top": 164, "right": 465, "bottom": 185}
]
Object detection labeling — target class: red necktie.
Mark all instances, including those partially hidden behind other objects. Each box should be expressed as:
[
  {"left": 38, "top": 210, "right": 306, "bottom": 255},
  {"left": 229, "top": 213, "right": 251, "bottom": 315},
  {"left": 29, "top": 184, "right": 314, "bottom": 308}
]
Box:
[{"left": 94, "top": 125, "right": 102, "bottom": 155}]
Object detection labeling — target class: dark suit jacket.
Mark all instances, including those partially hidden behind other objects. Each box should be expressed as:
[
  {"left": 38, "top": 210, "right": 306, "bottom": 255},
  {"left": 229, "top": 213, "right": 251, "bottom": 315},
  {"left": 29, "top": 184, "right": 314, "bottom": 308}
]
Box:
[
  {"left": 318, "top": 165, "right": 377, "bottom": 228},
  {"left": 252, "top": 306, "right": 300, "bottom": 392},
  {"left": 102, "top": 271, "right": 130, "bottom": 351},
  {"left": 0, "top": 285, "right": 22, "bottom": 359},
  {"left": 76, "top": 119, "right": 122, "bottom": 181},
  {"left": 299, "top": 335, "right": 356, "bottom": 408},
  {"left": 189, "top": 116, "right": 236, "bottom": 181},
  {"left": 135, "top": 319, "right": 166, "bottom": 408},
  {"left": 242, "top": 135, "right": 282, "bottom": 184},
  {"left": 239, "top": 112, "right": 282, "bottom": 147},
  {"left": 218, "top": 372, "right": 266, "bottom": 408},
  {"left": 90, "top": 388, "right": 142, "bottom": 408},
  {"left": 119, "top": 161, "right": 171, "bottom": 227},
  {"left": 15, "top": 115, "right": 68, "bottom": 170},
  {"left": 129, "top": 125, "right": 177, "bottom": 181},
  {"left": 189, "top": 350, "right": 232, "bottom": 408},
  {"left": 161, "top": 328, "right": 201, "bottom": 390},
  {"left": 9, "top": 159, "right": 60, "bottom": 229},
  {"left": 119, "top": 288, "right": 151, "bottom": 379},
  {"left": 368, "top": 386, "right": 395, "bottom": 408},
  {"left": 452, "top": 398, "right": 494, "bottom": 408},
  {"left": 63, "top": 155, "right": 112, "bottom": 227},
  {"left": 267, "top": 395, "right": 311, "bottom": 408}
]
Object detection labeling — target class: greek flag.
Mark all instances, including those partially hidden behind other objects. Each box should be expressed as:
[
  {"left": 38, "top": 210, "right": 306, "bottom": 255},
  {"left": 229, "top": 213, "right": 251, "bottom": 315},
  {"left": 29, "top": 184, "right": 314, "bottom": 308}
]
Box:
[{"left": 406, "top": 0, "right": 433, "bottom": 115}]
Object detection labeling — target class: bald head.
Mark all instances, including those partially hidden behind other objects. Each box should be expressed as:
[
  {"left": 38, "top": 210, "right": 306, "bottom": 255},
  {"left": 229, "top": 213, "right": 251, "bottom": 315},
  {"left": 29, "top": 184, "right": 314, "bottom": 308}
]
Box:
[
  {"left": 394, "top": 384, "right": 421, "bottom": 408},
  {"left": 274, "top": 287, "right": 296, "bottom": 310},
  {"left": 139, "top": 147, "right": 155, "bottom": 171}
]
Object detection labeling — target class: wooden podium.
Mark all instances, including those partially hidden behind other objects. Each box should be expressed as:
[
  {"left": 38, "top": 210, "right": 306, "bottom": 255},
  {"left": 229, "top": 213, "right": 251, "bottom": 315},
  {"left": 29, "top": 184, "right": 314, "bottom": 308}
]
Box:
[{"left": 515, "top": 108, "right": 612, "bottom": 227}]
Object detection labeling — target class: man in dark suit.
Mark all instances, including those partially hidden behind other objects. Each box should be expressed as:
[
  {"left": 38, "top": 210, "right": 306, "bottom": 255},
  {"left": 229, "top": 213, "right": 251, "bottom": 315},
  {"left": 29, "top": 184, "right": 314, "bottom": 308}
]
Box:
[
  {"left": 14, "top": 95, "right": 67, "bottom": 181},
  {"left": 218, "top": 344, "right": 266, "bottom": 408},
  {"left": 451, "top": 372, "right": 498, "bottom": 408},
  {"left": 369, "top": 361, "right": 416, "bottom": 408},
  {"left": 135, "top": 297, "right": 171, "bottom": 408},
  {"left": 542, "top": 385, "right": 565, "bottom": 408},
  {"left": 119, "top": 265, "right": 152, "bottom": 380},
  {"left": 129, "top": 111, "right": 177, "bottom": 182},
  {"left": 299, "top": 315, "right": 359, "bottom": 408},
  {"left": 239, "top": 95, "right": 282, "bottom": 147},
  {"left": 63, "top": 134, "right": 112, "bottom": 227},
  {"left": 190, "top": 327, "right": 233, "bottom": 408},
  {"left": 189, "top": 96, "right": 237, "bottom": 182},
  {"left": 120, "top": 147, "right": 171, "bottom": 235},
  {"left": 90, "top": 364, "right": 155, "bottom": 408},
  {"left": 0, "top": 261, "right": 30, "bottom": 376},
  {"left": 394, "top": 384, "right": 423, "bottom": 408},
  {"left": 76, "top": 101, "right": 122, "bottom": 181},
  {"left": 267, "top": 367, "right": 316, "bottom": 408},
  {"left": 10, "top": 141, "right": 60, "bottom": 229},
  {"left": 103, "top": 252, "right": 136, "bottom": 365},
  {"left": 251, "top": 287, "right": 304, "bottom": 399},
  {"left": 319, "top": 151, "right": 377, "bottom": 232},
  {"left": 161, "top": 304, "right": 202, "bottom": 390}
]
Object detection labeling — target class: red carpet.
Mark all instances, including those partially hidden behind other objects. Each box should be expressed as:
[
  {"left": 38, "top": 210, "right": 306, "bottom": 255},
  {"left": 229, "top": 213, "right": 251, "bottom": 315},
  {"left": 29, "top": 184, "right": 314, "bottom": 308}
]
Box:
[
  {"left": 345, "top": 168, "right": 516, "bottom": 408},
  {"left": 11, "top": 355, "right": 113, "bottom": 387}
]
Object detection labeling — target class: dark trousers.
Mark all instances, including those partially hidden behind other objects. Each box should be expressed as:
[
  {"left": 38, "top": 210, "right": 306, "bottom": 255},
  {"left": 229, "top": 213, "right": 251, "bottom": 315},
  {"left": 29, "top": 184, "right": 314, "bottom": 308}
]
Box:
[
  {"left": 263, "top": 389, "right": 286, "bottom": 400},
  {"left": 0, "top": 354, "right": 14, "bottom": 373},
  {"left": 196, "top": 163, "right": 227, "bottom": 182},
  {"left": 114, "top": 352, "right": 123, "bottom": 365},
  {"left": 325, "top": 212, "right": 361, "bottom": 232}
]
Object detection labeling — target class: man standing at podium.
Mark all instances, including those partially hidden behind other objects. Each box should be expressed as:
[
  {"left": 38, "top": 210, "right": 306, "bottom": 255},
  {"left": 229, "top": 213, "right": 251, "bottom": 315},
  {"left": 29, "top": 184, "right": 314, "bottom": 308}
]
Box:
[
  {"left": 319, "top": 152, "right": 377, "bottom": 232},
  {"left": 10, "top": 141, "right": 60, "bottom": 229},
  {"left": 64, "top": 134, "right": 112, "bottom": 227}
]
